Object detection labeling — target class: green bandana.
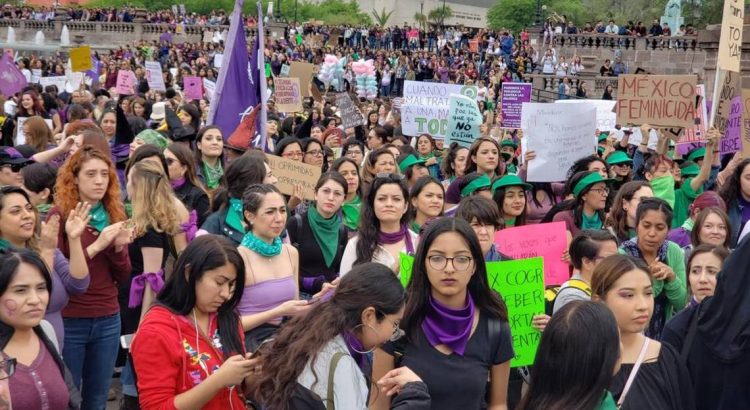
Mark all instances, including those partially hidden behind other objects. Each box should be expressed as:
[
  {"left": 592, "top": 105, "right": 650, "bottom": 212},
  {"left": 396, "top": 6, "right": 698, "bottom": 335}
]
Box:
[
  {"left": 240, "top": 231, "right": 282, "bottom": 257},
  {"left": 650, "top": 175, "right": 676, "bottom": 209},
  {"left": 681, "top": 217, "right": 694, "bottom": 232},
  {"left": 0, "top": 239, "right": 11, "bottom": 250},
  {"left": 203, "top": 161, "right": 224, "bottom": 190},
  {"left": 225, "top": 198, "right": 246, "bottom": 234},
  {"left": 409, "top": 220, "right": 421, "bottom": 234},
  {"left": 341, "top": 196, "right": 361, "bottom": 230},
  {"left": 36, "top": 203, "right": 52, "bottom": 218},
  {"left": 582, "top": 211, "right": 603, "bottom": 230},
  {"left": 89, "top": 202, "right": 110, "bottom": 232},
  {"left": 504, "top": 217, "right": 516, "bottom": 227},
  {"left": 307, "top": 206, "right": 341, "bottom": 268},
  {"left": 597, "top": 391, "right": 618, "bottom": 410}
]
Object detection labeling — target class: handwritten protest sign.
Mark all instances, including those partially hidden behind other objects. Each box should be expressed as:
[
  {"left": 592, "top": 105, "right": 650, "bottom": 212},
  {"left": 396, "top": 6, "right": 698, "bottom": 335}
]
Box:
[
  {"left": 183, "top": 76, "right": 203, "bottom": 100},
  {"left": 500, "top": 83, "right": 532, "bottom": 129},
  {"left": 679, "top": 85, "right": 708, "bottom": 144},
  {"left": 402, "top": 81, "right": 478, "bottom": 138},
  {"left": 335, "top": 93, "right": 363, "bottom": 129},
  {"left": 718, "top": 0, "right": 744, "bottom": 72},
  {"left": 445, "top": 94, "right": 482, "bottom": 147},
  {"left": 144, "top": 61, "right": 166, "bottom": 92},
  {"left": 274, "top": 77, "right": 303, "bottom": 112},
  {"left": 556, "top": 99, "right": 617, "bottom": 132},
  {"left": 69, "top": 46, "right": 92, "bottom": 72},
  {"left": 486, "top": 257, "right": 545, "bottom": 367},
  {"left": 714, "top": 70, "right": 741, "bottom": 137},
  {"left": 203, "top": 79, "right": 216, "bottom": 101},
  {"left": 16, "top": 117, "right": 53, "bottom": 146},
  {"left": 521, "top": 103, "right": 597, "bottom": 182},
  {"left": 288, "top": 62, "right": 316, "bottom": 97},
  {"left": 399, "top": 253, "right": 414, "bottom": 288},
  {"left": 265, "top": 154, "right": 321, "bottom": 201},
  {"left": 616, "top": 75, "right": 697, "bottom": 128},
  {"left": 115, "top": 70, "right": 136, "bottom": 95},
  {"left": 280, "top": 64, "right": 290, "bottom": 77},
  {"left": 494, "top": 222, "right": 569, "bottom": 286},
  {"left": 64, "top": 71, "right": 83, "bottom": 93},
  {"left": 213, "top": 54, "right": 223, "bottom": 69},
  {"left": 30, "top": 69, "right": 41, "bottom": 84},
  {"left": 743, "top": 89, "right": 750, "bottom": 157},
  {"left": 39, "top": 76, "right": 67, "bottom": 93}
]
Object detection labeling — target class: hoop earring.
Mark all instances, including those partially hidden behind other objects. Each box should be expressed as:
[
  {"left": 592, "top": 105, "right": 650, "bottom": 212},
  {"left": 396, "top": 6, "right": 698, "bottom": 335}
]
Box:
[{"left": 348, "top": 324, "right": 379, "bottom": 355}]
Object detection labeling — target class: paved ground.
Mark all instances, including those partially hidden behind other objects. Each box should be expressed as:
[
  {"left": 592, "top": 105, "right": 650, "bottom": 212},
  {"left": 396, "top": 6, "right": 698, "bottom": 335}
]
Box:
[{"left": 106, "top": 377, "right": 122, "bottom": 410}]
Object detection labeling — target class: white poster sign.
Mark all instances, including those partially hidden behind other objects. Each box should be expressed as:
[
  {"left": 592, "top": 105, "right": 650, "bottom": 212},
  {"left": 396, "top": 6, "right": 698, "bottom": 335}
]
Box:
[
  {"left": 144, "top": 61, "right": 167, "bottom": 92},
  {"left": 555, "top": 99, "right": 617, "bottom": 132},
  {"left": 401, "top": 80, "right": 477, "bottom": 138}
]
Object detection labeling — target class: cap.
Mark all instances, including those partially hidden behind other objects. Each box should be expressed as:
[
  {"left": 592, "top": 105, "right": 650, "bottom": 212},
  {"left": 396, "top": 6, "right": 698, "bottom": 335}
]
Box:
[
  {"left": 460, "top": 174, "right": 492, "bottom": 198},
  {"left": 572, "top": 172, "right": 614, "bottom": 198},
  {"left": 680, "top": 163, "right": 700, "bottom": 177},
  {"left": 501, "top": 139, "right": 517, "bottom": 149},
  {"left": 606, "top": 150, "right": 632, "bottom": 166},
  {"left": 686, "top": 147, "right": 706, "bottom": 162},
  {"left": 491, "top": 174, "right": 532, "bottom": 194},
  {"left": 135, "top": 129, "right": 169, "bottom": 151},
  {"left": 0, "top": 147, "right": 32, "bottom": 167},
  {"left": 398, "top": 154, "right": 426, "bottom": 173},
  {"left": 150, "top": 102, "right": 166, "bottom": 121}
]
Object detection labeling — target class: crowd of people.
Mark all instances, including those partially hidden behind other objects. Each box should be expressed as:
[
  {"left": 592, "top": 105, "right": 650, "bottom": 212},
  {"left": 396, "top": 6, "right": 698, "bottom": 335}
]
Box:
[{"left": 0, "top": 4, "right": 747, "bottom": 410}]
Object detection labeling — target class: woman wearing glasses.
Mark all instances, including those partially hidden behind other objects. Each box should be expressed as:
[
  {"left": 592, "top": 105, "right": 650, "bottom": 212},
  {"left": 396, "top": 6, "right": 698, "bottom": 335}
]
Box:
[
  {"left": 0, "top": 248, "right": 81, "bottom": 409},
  {"left": 302, "top": 138, "right": 328, "bottom": 173},
  {"left": 372, "top": 218, "right": 513, "bottom": 410},
  {"left": 342, "top": 138, "right": 366, "bottom": 166},
  {"left": 251, "top": 262, "right": 429, "bottom": 409},
  {"left": 553, "top": 171, "right": 613, "bottom": 239}
]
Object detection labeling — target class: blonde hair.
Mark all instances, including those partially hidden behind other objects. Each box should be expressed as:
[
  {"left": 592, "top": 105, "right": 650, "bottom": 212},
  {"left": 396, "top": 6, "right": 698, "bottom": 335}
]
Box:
[
  {"left": 24, "top": 116, "right": 53, "bottom": 153},
  {"left": 129, "top": 161, "right": 182, "bottom": 237}
]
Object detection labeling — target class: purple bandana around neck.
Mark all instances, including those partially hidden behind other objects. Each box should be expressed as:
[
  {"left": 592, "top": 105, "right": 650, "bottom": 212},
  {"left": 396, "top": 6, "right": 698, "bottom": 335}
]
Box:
[
  {"left": 171, "top": 176, "right": 186, "bottom": 190},
  {"left": 342, "top": 331, "right": 367, "bottom": 370},
  {"left": 378, "top": 224, "right": 414, "bottom": 254},
  {"left": 421, "top": 294, "right": 475, "bottom": 356}
]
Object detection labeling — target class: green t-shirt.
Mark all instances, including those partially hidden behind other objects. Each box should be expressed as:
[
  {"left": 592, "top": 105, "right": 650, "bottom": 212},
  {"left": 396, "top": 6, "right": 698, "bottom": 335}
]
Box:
[{"left": 672, "top": 177, "right": 702, "bottom": 228}]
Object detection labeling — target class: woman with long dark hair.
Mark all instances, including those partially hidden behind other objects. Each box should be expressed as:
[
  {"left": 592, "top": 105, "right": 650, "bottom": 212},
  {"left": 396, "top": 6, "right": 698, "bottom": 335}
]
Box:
[
  {"left": 372, "top": 217, "right": 513, "bottom": 409},
  {"left": 719, "top": 158, "right": 750, "bottom": 247},
  {"left": 332, "top": 157, "right": 362, "bottom": 233},
  {"left": 165, "top": 143, "right": 211, "bottom": 227},
  {"left": 415, "top": 133, "right": 441, "bottom": 180},
  {"left": 491, "top": 175, "right": 532, "bottom": 228},
  {"left": 605, "top": 181, "right": 653, "bottom": 243},
  {"left": 440, "top": 144, "right": 469, "bottom": 188},
  {"left": 408, "top": 176, "right": 444, "bottom": 234},
  {"left": 194, "top": 126, "right": 225, "bottom": 191},
  {"left": 131, "top": 235, "right": 257, "bottom": 409},
  {"left": 553, "top": 171, "right": 612, "bottom": 238}
]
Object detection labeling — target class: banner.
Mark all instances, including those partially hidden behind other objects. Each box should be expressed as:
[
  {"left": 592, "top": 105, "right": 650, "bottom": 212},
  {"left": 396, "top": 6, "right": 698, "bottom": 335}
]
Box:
[
  {"left": 0, "top": 54, "right": 28, "bottom": 97},
  {"left": 69, "top": 46, "right": 93, "bottom": 72},
  {"left": 494, "top": 221, "right": 569, "bottom": 286},
  {"left": 274, "top": 77, "right": 303, "bottom": 112},
  {"left": 616, "top": 74, "right": 697, "bottom": 128},
  {"left": 115, "top": 70, "right": 136, "bottom": 95},
  {"left": 183, "top": 76, "right": 203, "bottom": 100},
  {"left": 714, "top": 70, "right": 741, "bottom": 136},
  {"left": 486, "top": 257, "right": 545, "bottom": 367},
  {"left": 556, "top": 99, "right": 617, "bottom": 132},
  {"left": 265, "top": 154, "right": 321, "bottom": 201},
  {"left": 288, "top": 62, "right": 316, "bottom": 97},
  {"left": 500, "top": 83, "right": 532, "bottom": 129},
  {"left": 717, "top": 0, "right": 744, "bottom": 72},
  {"left": 720, "top": 96, "right": 743, "bottom": 154},
  {"left": 39, "top": 76, "right": 67, "bottom": 93},
  {"left": 521, "top": 103, "right": 597, "bottom": 182},
  {"left": 336, "top": 93, "right": 363, "bottom": 129},
  {"left": 144, "top": 61, "right": 166, "bottom": 92},
  {"left": 402, "top": 81, "right": 478, "bottom": 138},
  {"left": 445, "top": 94, "right": 482, "bottom": 147}
]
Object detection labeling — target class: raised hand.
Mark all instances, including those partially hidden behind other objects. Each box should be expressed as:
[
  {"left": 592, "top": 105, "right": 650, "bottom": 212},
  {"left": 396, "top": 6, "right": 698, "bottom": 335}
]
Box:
[
  {"left": 66, "top": 202, "right": 92, "bottom": 239},
  {"left": 40, "top": 215, "right": 60, "bottom": 251}
]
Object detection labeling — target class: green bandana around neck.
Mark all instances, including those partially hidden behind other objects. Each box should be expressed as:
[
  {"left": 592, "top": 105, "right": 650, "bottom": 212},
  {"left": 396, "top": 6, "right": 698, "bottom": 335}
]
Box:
[
  {"left": 203, "top": 160, "right": 224, "bottom": 190},
  {"left": 89, "top": 202, "right": 110, "bottom": 232},
  {"left": 240, "top": 231, "right": 282, "bottom": 257},
  {"left": 0, "top": 238, "right": 12, "bottom": 250},
  {"left": 504, "top": 217, "right": 516, "bottom": 227},
  {"left": 650, "top": 175, "right": 676, "bottom": 209},
  {"left": 581, "top": 211, "right": 603, "bottom": 230},
  {"left": 341, "top": 195, "right": 361, "bottom": 230},
  {"left": 681, "top": 217, "right": 694, "bottom": 232},
  {"left": 307, "top": 205, "right": 341, "bottom": 268},
  {"left": 597, "top": 391, "right": 618, "bottom": 410},
  {"left": 409, "top": 220, "right": 421, "bottom": 234},
  {"left": 36, "top": 203, "right": 52, "bottom": 217},
  {"left": 225, "top": 198, "right": 246, "bottom": 234}
]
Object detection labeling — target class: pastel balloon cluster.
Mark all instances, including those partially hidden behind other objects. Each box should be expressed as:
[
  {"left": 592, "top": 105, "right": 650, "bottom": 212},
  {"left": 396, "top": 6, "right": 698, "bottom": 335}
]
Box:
[
  {"left": 317, "top": 54, "right": 347, "bottom": 92},
  {"left": 352, "top": 59, "right": 377, "bottom": 100}
]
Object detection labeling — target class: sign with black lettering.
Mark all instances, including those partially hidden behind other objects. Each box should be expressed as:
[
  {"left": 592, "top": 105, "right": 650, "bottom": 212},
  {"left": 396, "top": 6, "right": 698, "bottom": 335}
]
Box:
[
  {"left": 616, "top": 75, "right": 697, "bottom": 128},
  {"left": 265, "top": 154, "right": 321, "bottom": 201}
]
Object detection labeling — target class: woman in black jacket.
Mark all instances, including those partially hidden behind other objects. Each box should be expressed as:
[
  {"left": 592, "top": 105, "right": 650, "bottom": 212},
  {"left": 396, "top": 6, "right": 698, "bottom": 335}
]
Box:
[{"left": 164, "top": 143, "right": 211, "bottom": 228}]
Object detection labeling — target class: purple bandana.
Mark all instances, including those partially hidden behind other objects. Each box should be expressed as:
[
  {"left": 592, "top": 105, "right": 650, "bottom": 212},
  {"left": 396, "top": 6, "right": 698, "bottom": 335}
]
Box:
[
  {"left": 378, "top": 224, "right": 415, "bottom": 254},
  {"left": 422, "top": 294, "right": 475, "bottom": 356}
]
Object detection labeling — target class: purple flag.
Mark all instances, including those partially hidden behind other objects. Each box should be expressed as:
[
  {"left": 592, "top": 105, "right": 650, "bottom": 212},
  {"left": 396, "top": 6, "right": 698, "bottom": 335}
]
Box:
[
  {"left": 0, "top": 54, "right": 28, "bottom": 97},
  {"left": 207, "top": 0, "right": 258, "bottom": 142}
]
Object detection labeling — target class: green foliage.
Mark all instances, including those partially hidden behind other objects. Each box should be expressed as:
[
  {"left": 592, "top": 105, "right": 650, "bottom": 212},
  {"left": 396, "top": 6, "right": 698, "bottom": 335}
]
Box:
[
  {"left": 414, "top": 12, "right": 428, "bottom": 29},
  {"left": 428, "top": 6, "right": 453, "bottom": 25},
  {"left": 372, "top": 8, "right": 395, "bottom": 26},
  {"left": 486, "top": 0, "right": 535, "bottom": 32}
]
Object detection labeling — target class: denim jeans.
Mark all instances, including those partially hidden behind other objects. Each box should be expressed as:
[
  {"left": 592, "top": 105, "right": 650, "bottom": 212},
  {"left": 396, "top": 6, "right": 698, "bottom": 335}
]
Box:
[
  {"left": 121, "top": 356, "right": 138, "bottom": 397},
  {"left": 63, "top": 314, "right": 121, "bottom": 410}
]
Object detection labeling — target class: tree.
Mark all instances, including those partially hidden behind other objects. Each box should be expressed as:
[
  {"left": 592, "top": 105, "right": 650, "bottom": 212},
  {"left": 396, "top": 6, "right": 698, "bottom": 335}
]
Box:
[
  {"left": 414, "top": 12, "right": 428, "bottom": 30},
  {"left": 372, "top": 8, "right": 395, "bottom": 26},
  {"left": 486, "top": 0, "right": 535, "bottom": 32},
  {"left": 428, "top": 6, "right": 453, "bottom": 26}
]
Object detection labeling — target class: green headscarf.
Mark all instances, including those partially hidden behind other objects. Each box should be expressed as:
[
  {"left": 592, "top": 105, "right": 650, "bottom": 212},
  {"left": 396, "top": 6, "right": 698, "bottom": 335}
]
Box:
[
  {"left": 341, "top": 195, "right": 361, "bottom": 230},
  {"left": 650, "top": 175, "right": 676, "bottom": 209},
  {"left": 307, "top": 205, "right": 341, "bottom": 268},
  {"left": 136, "top": 129, "right": 169, "bottom": 151}
]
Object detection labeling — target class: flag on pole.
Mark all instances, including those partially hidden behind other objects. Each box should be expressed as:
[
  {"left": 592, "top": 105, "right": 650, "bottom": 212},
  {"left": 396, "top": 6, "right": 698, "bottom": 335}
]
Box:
[
  {"left": 254, "top": 1, "right": 269, "bottom": 151},
  {"left": 0, "top": 54, "right": 28, "bottom": 97}
]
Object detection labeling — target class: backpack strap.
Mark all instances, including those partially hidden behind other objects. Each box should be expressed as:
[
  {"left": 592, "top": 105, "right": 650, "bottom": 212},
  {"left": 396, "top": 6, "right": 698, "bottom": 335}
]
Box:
[
  {"left": 325, "top": 352, "right": 346, "bottom": 410},
  {"left": 565, "top": 279, "right": 592, "bottom": 296}
]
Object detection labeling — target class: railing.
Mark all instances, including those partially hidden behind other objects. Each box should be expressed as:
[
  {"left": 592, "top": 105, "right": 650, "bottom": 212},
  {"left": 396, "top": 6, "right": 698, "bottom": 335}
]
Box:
[
  {"left": 100, "top": 22, "right": 135, "bottom": 33},
  {"left": 550, "top": 33, "right": 700, "bottom": 51},
  {"left": 0, "top": 19, "right": 21, "bottom": 28},
  {"left": 526, "top": 73, "right": 619, "bottom": 98},
  {"left": 65, "top": 21, "right": 97, "bottom": 32},
  {"left": 21, "top": 19, "right": 54, "bottom": 32}
]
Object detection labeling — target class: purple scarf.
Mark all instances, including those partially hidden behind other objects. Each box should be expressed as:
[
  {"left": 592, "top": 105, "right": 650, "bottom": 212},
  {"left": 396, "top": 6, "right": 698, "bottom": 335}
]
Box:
[
  {"left": 422, "top": 294, "right": 475, "bottom": 356},
  {"left": 342, "top": 331, "right": 367, "bottom": 370},
  {"left": 171, "top": 176, "right": 186, "bottom": 190},
  {"left": 378, "top": 224, "right": 415, "bottom": 254},
  {"left": 739, "top": 196, "right": 750, "bottom": 227}
]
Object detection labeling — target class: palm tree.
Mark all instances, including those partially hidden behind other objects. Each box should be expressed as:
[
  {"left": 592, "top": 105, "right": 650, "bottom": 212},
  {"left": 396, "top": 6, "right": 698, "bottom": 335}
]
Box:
[
  {"left": 414, "top": 12, "right": 428, "bottom": 30},
  {"left": 428, "top": 6, "right": 453, "bottom": 27},
  {"left": 372, "top": 8, "right": 395, "bottom": 27}
]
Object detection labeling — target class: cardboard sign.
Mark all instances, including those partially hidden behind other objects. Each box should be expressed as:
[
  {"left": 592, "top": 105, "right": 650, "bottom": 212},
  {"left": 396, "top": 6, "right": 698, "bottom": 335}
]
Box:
[
  {"left": 144, "top": 61, "right": 166, "bottom": 92},
  {"left": 401, "top": 81, "right": 478, "bottom": 138},
  {"left": 39, "top": 76, "right": 67, "bottom": 93},
  {"left": 288, "top": 62, "right": 316, "bottom": 97},
  {"left": 64, "top": 71, "right": 83, "bottom": 93},
  {"left": 556, "top": 99, "right": 617, "bottom": 132},
  {"left": 115, "top": 70, "right": 136, "bottom": 95},
  {"left": 714, "top": 70, "right": 741, "bottom": 136},
  {"left": 468, "top": 39, "right": 479, "bottom": 53},
  {"left": 500, "top": 82, "right": 532, "bottom": 129},
  {"left": 521, "top": 103, "right": 597, "bottom": 182},
  {"left": 16, "top": 117, "right": 53, "bottom": 146},
  {"left": 679, "top": 85, "right": 708, "bottom": 144},
  {"left": 494, "top": 222, "right": 569, "bottom": 286},
  {"left": 486, "top": 257, "right": 545, "bottom": 367},
  {"left": 335, "top": 93, "right": 363, "bottom": 129},
  {"left": 265, "top": 154, "right": 321, "bottom": 201},
  {"left": 717, "top": 0, "right": 744, "bottom": 72},
  {"left": 720, "top": 96, "right": 743, "bottom": 154},
  {"left": 183, "top": 76, "right": 203, "bottom": 100},
  {"left": 69, "top": 46, "right": 92, "bottom": 72},
  {"left": 274, "top": 77, "right": 303, "bottom": 112},
  {"left": 445, "top": 94, "right": 482, "bottom": 147},
  {"left": 616, "top": 75, "right": 697, "bottom": 128}
]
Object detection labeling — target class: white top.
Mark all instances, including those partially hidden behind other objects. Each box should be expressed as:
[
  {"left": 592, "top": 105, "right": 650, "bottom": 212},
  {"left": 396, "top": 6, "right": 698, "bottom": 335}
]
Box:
[
  {"left": 297, "top": 335, "right": 368, "bottom": 409},
  {"left": 339, "top": 231, "right": 419, "bottom": 276}
]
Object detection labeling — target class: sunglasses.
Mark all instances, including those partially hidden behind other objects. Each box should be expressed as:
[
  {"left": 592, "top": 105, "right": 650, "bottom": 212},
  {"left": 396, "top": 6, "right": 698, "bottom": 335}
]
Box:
[{"left": 0, "top": 164, "right": 24, "bottom": 173}]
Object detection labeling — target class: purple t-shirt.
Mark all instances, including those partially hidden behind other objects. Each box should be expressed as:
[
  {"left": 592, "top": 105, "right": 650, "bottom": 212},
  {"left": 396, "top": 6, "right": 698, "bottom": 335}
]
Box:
[
  {"left": 9, "top": 340, "right": 69, "bottom": 409},
  {"left": 45, "top": 249, "right": 90, "bottom": 349}
]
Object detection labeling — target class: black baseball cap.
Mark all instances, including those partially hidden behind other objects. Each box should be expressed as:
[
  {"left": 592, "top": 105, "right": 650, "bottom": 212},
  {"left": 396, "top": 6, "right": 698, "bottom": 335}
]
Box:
[{"left": 0, "top": 147, "right": 32, "bottom": 167}]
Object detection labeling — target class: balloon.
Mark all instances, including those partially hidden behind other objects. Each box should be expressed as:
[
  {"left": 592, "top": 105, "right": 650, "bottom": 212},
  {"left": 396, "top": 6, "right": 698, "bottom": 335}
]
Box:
[{"left": 324, "top": 54, "right": 338, "bottom": 65}]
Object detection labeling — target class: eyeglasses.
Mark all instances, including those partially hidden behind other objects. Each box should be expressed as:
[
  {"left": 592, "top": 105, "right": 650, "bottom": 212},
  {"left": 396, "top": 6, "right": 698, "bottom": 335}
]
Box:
[
  {"left": 379, "top": 312, "right": 405, "bottom": 342},
  {"left": 0, "top": 358, "right": 15, "bottom": 380},
  {"left": 0, "top": 164, "right": 23, "bottom": 173},
  {"left": 427, "top": 255, "right": 473, "bottom": 271},
  {"left": 589, "top": 187, "right": 610, "bottom": 195},
  {"left": 346, "top": 150, "right": 363, "bottom": 157},
  {"left": 305, "top": 149, "right": 323, "bottom": 157}
]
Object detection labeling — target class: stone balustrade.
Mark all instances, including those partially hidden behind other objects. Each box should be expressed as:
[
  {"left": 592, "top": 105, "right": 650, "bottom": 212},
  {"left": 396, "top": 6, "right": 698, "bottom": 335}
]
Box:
[
  {"left": 525, "top": 73, "right": 620, "bottom": 100},
  {"left": 550, "top": 32, "right": 699, "bottom": 52}
]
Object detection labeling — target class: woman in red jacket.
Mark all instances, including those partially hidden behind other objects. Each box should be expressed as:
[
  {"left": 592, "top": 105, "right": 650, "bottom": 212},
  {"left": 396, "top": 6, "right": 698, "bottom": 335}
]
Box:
[{"left": 132, "top": 235, "right": 258, "bottom": 410}]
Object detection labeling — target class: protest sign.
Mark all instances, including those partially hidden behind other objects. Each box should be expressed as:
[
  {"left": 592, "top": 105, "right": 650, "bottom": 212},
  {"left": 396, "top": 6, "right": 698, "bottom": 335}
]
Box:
[
  {"left": 69, "top": 46, "right": 92, "bottom": 72},
  {"left": 679, "top": 85, "right": 708, "bottom": 144},
  {"left": 719, "top": 96, "right": 744, "bottom": 154},
  {"left": 469, "top": 39, "right": 479, "bottom": 53},
  {"left": 717, "top": 0, "right": 744, "bottom": 72},
  {"left": 616, "top": 75, "right": 697, "bottom": 128},
  {"left": 144, "top": 61, "right": 166, "bottom": 92},
  {"left": 486, "top": 257, "right": 545, "bottom": 367},
  {"left": 16, "top": 117, "right": 53, "bottom": 146},
  {"left": 494, "top": 222, "right": 569, "bottom": 286},
  {"left": 39, "top": 76, "right": 67, "bottom": 93},
  {"left": 445, "top": 94, "right": 482, "bottom": 147},
  {"left": 274, "top": 77, "right": 303, "bottom": 112},
  {"left": 521, "top": 103, "right": 597, "bottom": 182},
  {"left": 115, "top": 70, "right": 136, "bottom": 95},
  {"left": 556, "top": 99, "right": 617, "bottom": 132},
  {"left": 743, "top": 89, "right": 750, "bottom": 157},
  {"left": 213, "top": 54, "right": 223, "bottom": 68},
  {"left": 30, "top": 69, "right": 41, "bottom": 84},
  {"left": 399, "top": 253, "right": 414, "bottom": 288},
  {"left": 401, "top": 81, "right": 478, "bottom": 138},
  {"left": 64, "top": 71, "right": 83, "bottom": 93},
  {"left": 265, "top": 154, "right": 321, "bottom": 201},
  {"left": 336, "top": 93, "right": 364, "bottom": 129},
  {"left": 183, "top": 76, "right": 203, "bottom": 100},
  {"left": 714, "top": 70, "right": 741, "bottom": 135},
  {"left": 288, "top": 62, "right": 316, "bottom": 97},
  {"left": 280, "top": 64, "right": 290, "bottom": 77},
  {"left": 500, "top": 83, "right": 532, "bottom": 129},
  {"left": 203, "top": 79, "right": 216, "bottom": 101}
]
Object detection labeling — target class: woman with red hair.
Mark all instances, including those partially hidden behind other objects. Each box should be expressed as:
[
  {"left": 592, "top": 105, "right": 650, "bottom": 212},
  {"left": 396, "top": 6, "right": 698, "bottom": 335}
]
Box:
[{"left": 48, "top": 145, "right": 133, "bottom": 410}]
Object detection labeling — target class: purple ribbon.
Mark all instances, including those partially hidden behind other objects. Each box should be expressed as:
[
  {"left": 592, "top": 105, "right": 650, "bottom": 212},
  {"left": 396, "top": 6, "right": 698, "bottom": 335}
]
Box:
[
  {"left": 180, "top": 210, "right": 198, "bottom": 242},
  {"left": 128, "top": 270, "right": 165, "bottom": 308}
]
